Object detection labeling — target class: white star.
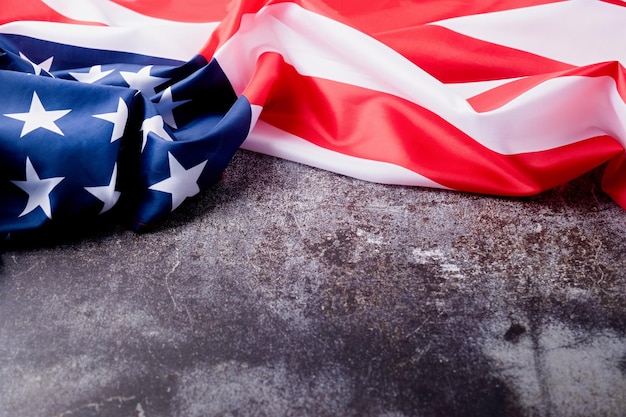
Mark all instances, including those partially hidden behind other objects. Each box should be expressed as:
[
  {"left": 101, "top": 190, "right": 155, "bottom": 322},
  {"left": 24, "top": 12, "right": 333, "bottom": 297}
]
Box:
[
  {"left": 69, "top": 65, "right": 115, "bottom": 83},
  {"left": 11, "top": 157, "right": 64, "bottom": 219},
  {"left": 85, "top": 163, "right": 121, "bottom": 214},
  {"left": 149, "top": 152, "right": 207, "bottom": 211},
  {"left": 140, "top": 115, "right": 173, "bottom": 152},
  {"left": 19, "top": 52, "right": 53, "bottom": 76},
  {"left": 120, "top": 66, "right": 168, "bottom": 96},
  {"left": 4, "top": 92, "right": 71, "bottom": 137},
  {"left": 155, "top": 87, "right": 190, "bottom": 129},
  {"left": 93, "top": 98, "right": 128, "bottom": 142}
]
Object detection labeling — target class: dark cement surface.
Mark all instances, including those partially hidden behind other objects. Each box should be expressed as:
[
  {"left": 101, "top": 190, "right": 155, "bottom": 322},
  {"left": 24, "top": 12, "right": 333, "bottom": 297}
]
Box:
[{"left": 0, "top": 150, "right": 625, "bottom": 417}]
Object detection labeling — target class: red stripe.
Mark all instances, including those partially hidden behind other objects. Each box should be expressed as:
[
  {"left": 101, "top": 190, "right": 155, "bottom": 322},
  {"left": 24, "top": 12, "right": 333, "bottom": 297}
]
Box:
[
  {"left": 202, "top": 0, "right": 565, "bottom": 61},
  {"left": 469, "top": 61, "right": 626, "bottom": 112},
  {"left": 376, "top": 25, "right": 574, "bottom": 83},
  {"left": 110, "top": 0, "right": 229, "bottom": 22},
  {"left": 0, "top": 0, "right": 102, "bottom": 25},
  {"left": 246, "top": 53, "right": 623, "bottom": 196},
  {"left": 600, "top": 0, "right": 626, "bottom": 7},
  {"left": 322, "top": 0, "right": 565, "bottom": 35}
]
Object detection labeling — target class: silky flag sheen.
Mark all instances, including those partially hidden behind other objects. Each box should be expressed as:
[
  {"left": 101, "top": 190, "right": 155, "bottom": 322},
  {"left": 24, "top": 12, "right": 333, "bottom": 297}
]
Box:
[{"left": 0, "top": 0, "right": 625, "bottom": 234}]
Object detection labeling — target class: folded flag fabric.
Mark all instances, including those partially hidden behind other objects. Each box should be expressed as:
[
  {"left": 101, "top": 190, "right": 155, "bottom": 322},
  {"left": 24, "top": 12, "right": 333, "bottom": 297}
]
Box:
[{"left": 0, "top": 0, "right": 625, "bottom": 233}]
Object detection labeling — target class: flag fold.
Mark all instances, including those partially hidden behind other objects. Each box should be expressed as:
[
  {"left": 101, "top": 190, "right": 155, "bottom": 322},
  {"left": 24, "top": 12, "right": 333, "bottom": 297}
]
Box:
[{"left": 1, "top": 0, "right": 625, "bottom": 233}]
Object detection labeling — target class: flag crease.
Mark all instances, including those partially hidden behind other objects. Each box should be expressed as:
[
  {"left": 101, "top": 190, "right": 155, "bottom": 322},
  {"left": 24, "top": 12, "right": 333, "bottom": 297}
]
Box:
[{"left": 0, "top": 0, "right": 625, "bottom": 233}]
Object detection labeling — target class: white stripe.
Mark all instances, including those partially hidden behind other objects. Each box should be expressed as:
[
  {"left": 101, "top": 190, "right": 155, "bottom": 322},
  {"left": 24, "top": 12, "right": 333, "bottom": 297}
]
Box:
[
  {"left": 41, "top": 0, "right": 214, "bottom": 27},
  {"left": 243, "top": 119, "right": 449, "bottom": 189},
  {"left": 475, "top": 75, "right": 626, "bottom": 154},
  {"left": 248, "top": 104, "right": 263, "bottom": 136},
  {"left": 445, "top": 78, "right": 523, "bottom": 100},
  {"left": 215, "top": 3, "right": 626, "bottom": 155},
  {"left": 0, "top": 21, "right": 217, "bottom": 62},
  {"left": 431, "top": 1, "right": 626, "bottom": 67},
  {"left": 215, "top": 3, "right": 465, "bottom": 110},
  {"left": 1, "top": 0, "right": 218, "bottom": 62}
]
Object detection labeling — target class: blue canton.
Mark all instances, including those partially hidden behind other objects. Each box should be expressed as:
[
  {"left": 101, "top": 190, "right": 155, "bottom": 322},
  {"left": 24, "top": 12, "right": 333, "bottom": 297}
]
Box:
[{"left": 0, "top": 35, "right": 250, "bottom": 234}]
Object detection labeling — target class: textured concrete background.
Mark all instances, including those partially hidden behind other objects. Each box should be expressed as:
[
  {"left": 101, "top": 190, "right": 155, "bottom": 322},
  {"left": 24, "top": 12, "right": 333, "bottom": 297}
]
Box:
[{"left": 0, "top": 150, "right": 625, "bottom": 417}]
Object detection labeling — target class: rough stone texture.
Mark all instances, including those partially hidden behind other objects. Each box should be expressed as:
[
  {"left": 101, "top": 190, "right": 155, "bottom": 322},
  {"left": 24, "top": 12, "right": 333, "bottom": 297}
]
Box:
[{"left": 0, "top": 150, "right": 624, "bottom": 417}]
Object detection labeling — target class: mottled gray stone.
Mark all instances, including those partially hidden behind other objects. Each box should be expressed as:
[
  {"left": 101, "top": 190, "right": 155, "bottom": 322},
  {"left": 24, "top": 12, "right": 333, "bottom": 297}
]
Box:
[{"left": 0, "top": 150, "right": 624, "bottom": 417}]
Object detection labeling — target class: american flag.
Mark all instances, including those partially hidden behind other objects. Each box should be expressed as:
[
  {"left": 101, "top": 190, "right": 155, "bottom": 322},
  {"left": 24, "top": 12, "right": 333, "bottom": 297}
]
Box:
[{"left": 1, "top": 0, "right": 625, "bottom": 233}]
